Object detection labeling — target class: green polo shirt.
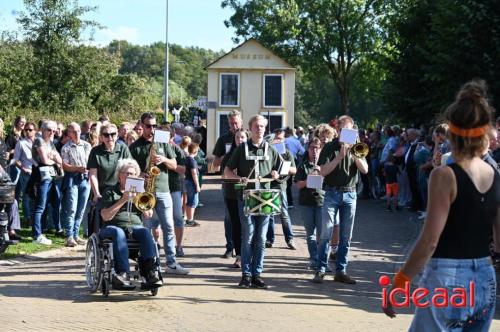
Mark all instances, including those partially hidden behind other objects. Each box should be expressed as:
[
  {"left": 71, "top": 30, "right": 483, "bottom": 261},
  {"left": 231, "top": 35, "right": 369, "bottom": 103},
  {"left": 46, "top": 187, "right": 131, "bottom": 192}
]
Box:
[
  {"left": 226, "top": 139, "right": 280, "bottom": 190},
  {"left": 101, "top": 184, "right": 142, "bottom": 228},
  {"left": 168, "top": 144, "right": 186, "bottom": 193},
  {"left": 295, "top": 159, "right": 325, "bottom": 206},
  {"left": 271, "top": 150, "right": 295, "bottom": 191},
  {"left": 318, "top": 139, "right": 363, "bottom": 188},
  {"left": 87, "top": 143, "right": 132, "bottom": 193},
  {"left": 129, "top": 136, "right": 175, "bottom": 193}
]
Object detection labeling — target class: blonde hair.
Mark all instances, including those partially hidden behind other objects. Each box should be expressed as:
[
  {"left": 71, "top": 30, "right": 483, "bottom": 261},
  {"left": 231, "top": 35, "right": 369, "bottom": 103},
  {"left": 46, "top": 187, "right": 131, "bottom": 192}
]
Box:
[
  {"left": 180, "top": 136, "right": 192, "bottom": 150},
  {"left": 248, "top": 115, "right": 268, "bottom": 129}
]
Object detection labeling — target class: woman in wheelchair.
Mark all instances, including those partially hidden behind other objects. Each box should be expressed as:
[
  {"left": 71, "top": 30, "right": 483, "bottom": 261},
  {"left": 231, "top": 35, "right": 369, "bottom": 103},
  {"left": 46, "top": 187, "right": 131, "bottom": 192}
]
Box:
[{"left": 100, "top": 158, "right": 162, "bottom": 290}]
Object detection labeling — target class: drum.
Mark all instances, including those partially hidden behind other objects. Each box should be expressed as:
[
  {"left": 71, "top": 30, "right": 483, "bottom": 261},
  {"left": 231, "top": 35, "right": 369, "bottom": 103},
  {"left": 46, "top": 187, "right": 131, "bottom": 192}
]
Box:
[{"left": 243, "top": 189, "right": 281, "bottom": 216}]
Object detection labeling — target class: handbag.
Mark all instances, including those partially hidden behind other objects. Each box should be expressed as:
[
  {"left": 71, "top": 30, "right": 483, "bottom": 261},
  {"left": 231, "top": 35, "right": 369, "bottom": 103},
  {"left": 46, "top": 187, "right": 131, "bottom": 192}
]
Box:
[{"left": 39, "top": 164, "right": 64, "bottom": 181}]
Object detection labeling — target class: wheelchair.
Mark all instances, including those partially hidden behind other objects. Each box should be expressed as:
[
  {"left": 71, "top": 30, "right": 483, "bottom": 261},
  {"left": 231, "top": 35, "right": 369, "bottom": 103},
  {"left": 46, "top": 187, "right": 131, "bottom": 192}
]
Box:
[{"left": 84, "top": 208, "right": 163, "bottom": 297}]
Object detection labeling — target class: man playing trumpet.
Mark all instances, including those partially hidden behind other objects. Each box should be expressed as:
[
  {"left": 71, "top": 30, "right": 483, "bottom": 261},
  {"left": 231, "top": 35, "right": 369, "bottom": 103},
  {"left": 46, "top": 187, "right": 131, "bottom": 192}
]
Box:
[{"left": 313, "top": 115, "right": 368, "bottom": 284}]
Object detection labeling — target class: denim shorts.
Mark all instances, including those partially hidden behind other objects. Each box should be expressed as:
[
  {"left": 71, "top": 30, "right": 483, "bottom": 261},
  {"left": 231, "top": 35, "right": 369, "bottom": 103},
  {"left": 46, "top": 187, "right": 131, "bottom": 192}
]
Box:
[
  {"left": 409, "top": 257, "right": 496, "bottom": 332},
  {"left": 184, "top": 180, "right": 199, "bottom": 208}
]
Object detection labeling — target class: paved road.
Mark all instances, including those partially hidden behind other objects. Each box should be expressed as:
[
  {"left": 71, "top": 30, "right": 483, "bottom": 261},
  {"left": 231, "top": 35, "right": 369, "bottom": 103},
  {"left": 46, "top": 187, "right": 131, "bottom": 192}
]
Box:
[{"left": 1, "top": 175, "right": 499, "bottom": 331}]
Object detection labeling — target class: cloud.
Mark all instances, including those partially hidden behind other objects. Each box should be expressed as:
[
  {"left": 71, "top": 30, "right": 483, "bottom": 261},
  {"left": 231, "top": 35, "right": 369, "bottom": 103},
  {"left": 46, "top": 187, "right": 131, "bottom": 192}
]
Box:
[{"left": 89, "top": 26, "right": 140, "bottom": 46}]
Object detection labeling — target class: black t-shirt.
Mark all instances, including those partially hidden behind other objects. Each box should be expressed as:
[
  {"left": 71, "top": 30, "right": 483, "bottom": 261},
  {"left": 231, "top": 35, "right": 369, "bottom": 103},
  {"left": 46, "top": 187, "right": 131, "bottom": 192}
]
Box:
[
  {"left": 384, "top": 163, "right": 400, "bottom": 184},
  {"left": 213, "top": 132, "right": 234, "bottom": 158},
  {"left": 185, "top": 156, "right": 198, "bottom": 182},
  {"left": 295, "top": 158, "right": 324, "bottom": 206}
]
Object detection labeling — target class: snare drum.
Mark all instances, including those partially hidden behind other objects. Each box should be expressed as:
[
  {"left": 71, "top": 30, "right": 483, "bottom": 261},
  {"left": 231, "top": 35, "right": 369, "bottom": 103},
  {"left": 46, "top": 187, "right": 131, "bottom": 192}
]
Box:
[{"left": 243, "top": 189, "right": 281, "bottom": 216}]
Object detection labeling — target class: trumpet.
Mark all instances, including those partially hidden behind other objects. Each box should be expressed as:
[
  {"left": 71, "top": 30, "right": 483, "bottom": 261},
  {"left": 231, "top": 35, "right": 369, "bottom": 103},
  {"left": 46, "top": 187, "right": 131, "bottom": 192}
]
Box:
[{"left": 352, "top": 141, "right": 369, "bottom": 158}]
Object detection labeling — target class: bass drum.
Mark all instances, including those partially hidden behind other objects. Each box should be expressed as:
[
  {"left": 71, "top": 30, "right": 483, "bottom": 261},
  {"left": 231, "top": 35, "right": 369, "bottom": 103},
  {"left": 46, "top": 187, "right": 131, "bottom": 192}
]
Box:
[{"left": 243, "top": 189, "right": 281, "bottom": 216}]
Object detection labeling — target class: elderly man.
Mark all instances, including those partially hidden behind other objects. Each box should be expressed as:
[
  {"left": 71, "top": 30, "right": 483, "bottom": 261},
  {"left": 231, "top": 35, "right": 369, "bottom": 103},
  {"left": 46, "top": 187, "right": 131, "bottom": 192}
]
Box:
[
  {"left": 61, "top": 122, "right": 92, "bottom": 247},
  {"left": 213, "top": 110, "right": 243, "bottom": 258}
]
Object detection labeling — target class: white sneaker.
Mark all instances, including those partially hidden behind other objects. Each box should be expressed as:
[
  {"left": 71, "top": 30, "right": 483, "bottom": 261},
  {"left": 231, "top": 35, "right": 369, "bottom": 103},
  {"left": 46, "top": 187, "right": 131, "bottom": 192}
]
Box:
[
  {"left": 33, "top": 235, "right": 52, "bottom": 245},
  {"left": 166, "top": 263, "right": 190, "bottom": 275}
]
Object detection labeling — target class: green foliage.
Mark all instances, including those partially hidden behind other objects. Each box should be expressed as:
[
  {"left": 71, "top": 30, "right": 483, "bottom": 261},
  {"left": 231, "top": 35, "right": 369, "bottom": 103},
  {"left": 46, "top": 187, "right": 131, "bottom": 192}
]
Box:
[
  {"left": 222, "top": 0, "right": 390, "bottom": 116},
  {"left": 385, "top": 0, "right": 500, "bottom": 125}
]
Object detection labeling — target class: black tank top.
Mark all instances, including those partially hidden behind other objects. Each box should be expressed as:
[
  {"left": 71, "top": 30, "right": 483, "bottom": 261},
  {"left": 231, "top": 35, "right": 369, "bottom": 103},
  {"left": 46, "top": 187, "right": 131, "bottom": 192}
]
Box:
[{"left": 433, "top": 163, "right": 500, "bottom": 258}]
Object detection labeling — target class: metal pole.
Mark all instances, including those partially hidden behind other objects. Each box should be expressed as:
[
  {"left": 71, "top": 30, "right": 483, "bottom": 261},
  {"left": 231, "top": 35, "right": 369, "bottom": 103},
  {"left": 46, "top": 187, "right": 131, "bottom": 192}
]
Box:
[{"left": 163, "top": 0, "right": 169, "bottom": 121}]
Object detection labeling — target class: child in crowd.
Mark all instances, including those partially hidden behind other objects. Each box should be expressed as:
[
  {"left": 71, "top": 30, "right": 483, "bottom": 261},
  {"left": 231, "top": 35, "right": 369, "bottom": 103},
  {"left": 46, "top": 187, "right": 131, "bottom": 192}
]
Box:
[
  {"left": 383, "top": 153, "right": 400, "bottom": 211},
  {"left": 184, "top": 142, "right": 201, "bottom": 227}
]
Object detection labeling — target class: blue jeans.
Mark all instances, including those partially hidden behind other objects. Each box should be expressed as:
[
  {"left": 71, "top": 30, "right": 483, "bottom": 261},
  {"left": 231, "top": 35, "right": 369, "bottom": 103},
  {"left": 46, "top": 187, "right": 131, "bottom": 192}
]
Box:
[
  {"left": 33, "top": 178, "right": 61, "bottom": 238},
  {"left": 301, "top": 206, "right": 322, "bottom": 266},
  {"left": 184, "top": 180, "right": 199, "bottom": 208},
  {"left": 409, "top": 257, "right": 496, "bottom": 332},
  {"left": 224, "top": 203, "right": 233, "bottom": 250},
  {"left": 143, "top": 192, "right": 176, "bottom": 266},
  {"left": 318, "top": 189, "right": 357, "bottom": 273},
  {"left": 238, "top": 199, "right": 270, "bottom": 276},
  {"left": 171, "top": 191, "right": 184, "bottom": 228},
  {"left": 267, "top": 190, "right": 294, "bottom": 243},
  {"left": 62, "top": 175, "right": 90, "bottom": 238},
  {"left": 99, "top": 226, "right": 156, "bottom": 274},
  {"left": 16, "top": 171, "right": 33, "bottom": 222}
]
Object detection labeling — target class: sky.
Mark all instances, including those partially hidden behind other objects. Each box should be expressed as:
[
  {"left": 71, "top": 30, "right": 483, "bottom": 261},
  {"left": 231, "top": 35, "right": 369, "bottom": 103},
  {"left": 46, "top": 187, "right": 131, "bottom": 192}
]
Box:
[{"left": 0, "top": 0, "right": 239, "bottom": 52}]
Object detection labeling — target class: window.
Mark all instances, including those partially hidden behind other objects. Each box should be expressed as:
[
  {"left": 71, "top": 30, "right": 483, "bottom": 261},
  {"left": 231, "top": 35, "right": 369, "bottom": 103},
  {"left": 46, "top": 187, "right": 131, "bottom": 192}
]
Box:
[
  {"left": 262, "top": 112, "right": 285, "bottom": 134},
  {"left": 219, "top": 73, "right": 240, "bottom": 107},
  {"left": 263, "top": 74, "right": 283, "bottom": 107},
  {"left": 216, "top": 111, "right": 231, "bottom": 138}
]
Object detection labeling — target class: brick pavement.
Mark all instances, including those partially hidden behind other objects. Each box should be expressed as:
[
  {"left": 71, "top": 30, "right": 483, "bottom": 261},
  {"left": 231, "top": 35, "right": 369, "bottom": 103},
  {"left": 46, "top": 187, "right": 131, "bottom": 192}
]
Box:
[{"left": 0, "top": 175, "right": 498, "bottom": 331}]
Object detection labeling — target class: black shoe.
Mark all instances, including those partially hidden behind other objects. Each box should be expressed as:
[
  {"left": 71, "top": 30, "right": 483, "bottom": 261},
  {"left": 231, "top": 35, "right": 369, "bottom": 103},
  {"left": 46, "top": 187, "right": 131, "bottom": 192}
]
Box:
[
  {"left": 55, "top": 230, "right": 65, "bottom": 238},
  {"left": 8, "top": 233, "right": 23, "bottom": 241},
  {"left": 251, "top": 276, "right": 268, "bottom": 289},
  {"left": 265, "top": 241, "right": 273, "bottom": 248},
  {"left": 220, "top": 249, "right": 233, "bottom": 259},
  {"left": 112, "top": 273, "right": 136, "bottom": 290},
  {"left": 312, "top": 271, "right": 325, "bottom": 284},
  {"left": 286, "top": 240, "right": 297, "bottom": 250},
  {"left": 386, "top": 206, "right": 392, "bottom": 212},
  {"left": 238, "top": 275, "right": 252, "bottom": 288},
  {"left": 185, "top": 220, "right": 200, "bottom": 227},
  {"left": 334, "top": 272, "right": 356, "bottom": 284}
]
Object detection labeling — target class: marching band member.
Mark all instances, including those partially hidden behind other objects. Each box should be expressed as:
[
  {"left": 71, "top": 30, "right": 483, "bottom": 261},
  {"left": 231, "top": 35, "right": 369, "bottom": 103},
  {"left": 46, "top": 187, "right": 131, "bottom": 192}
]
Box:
[
  {"left": 213, "top": 110, "right": 242, "bottom": 258},
  {"left": 224, "top": 115, "right": 280, "bottom": 289},
  {"left": 313, "top": 115, "right": 368, "bottom": 284},
  {"left": 129, "top": 112, "right": 189, "bottom": 275}
]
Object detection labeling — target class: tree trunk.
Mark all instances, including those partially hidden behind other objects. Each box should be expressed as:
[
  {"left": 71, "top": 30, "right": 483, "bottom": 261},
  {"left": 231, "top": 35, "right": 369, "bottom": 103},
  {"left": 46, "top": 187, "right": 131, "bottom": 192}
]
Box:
[{"left": 337, "top": 84, "right": 350, "bottom": 114}]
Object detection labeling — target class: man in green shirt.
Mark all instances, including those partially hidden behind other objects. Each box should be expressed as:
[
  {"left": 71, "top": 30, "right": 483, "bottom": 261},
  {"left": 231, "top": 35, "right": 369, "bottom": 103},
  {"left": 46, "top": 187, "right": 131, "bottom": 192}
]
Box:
[
  {"left": 129, "top": 112, "right": 189, "bottom": 275},
  {"left": 314, "top": 115, "right": 368, "bottom": 285},
  {"left": 225, "top": 115, "right": 280, "bottom": 289}
]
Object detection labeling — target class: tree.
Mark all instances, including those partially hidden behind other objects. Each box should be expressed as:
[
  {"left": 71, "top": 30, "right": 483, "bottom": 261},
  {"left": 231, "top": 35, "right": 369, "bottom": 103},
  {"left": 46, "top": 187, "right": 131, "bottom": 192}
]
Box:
[
  {"left": 385, "top": 0, "right": 500, "bottom": 124},
  {"left": 222, "top": 0, "right": 389, "bottom": 115}
]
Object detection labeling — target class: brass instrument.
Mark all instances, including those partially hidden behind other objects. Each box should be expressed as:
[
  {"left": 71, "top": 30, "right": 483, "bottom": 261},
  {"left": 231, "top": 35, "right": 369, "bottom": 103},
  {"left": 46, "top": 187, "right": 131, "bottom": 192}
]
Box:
[
  {"left": 352, "top": 141, "right": 369, "bottom": 158},
  {"left": 310, "top": 150, "right": 321, "bottom": 197},
  {"left": 134, "top": 143, "right": 161, "bottom": 212}
]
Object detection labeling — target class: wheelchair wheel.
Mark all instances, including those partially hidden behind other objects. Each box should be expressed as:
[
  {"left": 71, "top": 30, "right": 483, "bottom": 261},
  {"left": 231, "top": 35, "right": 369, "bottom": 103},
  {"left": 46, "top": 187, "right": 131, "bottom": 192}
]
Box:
[
  {"left": 85, "top": 234, "right": 102, "bottom": 293},
  {"left": 150, "top": 288, "right": 158, "bottom": 296}
]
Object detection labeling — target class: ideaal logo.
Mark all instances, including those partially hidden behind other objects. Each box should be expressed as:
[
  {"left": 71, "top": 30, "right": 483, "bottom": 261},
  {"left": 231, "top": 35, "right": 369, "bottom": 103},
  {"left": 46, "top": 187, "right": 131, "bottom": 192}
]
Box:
[{"left": 379, "top": 275, "right": 475, "bottom": 308}]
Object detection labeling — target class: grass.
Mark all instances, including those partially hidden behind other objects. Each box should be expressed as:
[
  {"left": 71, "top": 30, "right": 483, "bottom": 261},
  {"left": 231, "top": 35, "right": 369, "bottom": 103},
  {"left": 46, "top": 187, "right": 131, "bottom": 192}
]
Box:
[{"left": 0, "top": 227, "right": 67, "bottom": 259}]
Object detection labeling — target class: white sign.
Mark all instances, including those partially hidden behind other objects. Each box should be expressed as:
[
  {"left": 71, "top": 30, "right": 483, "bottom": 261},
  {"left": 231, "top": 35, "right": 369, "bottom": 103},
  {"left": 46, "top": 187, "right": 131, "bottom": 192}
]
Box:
[
  {"left": 192, "top": 96, "right": 208, "bottom": 110},
  {"left": 339, "top": 128, "right": 358, "bottom": 145},
  {"left": 306, "top": 175, "right": 323, "bottom": 190},
  {"left": 125, "top": 177, "right": 145, "bottom": 193},
  {"left": 279, "top": 160, "right": 291, "bottom": 175},
  {"left": 225, "top": 143, "right": 232, "bottom": 154},
  {"left": 154, "top": 130, "right": 171, "bottom": 144}
]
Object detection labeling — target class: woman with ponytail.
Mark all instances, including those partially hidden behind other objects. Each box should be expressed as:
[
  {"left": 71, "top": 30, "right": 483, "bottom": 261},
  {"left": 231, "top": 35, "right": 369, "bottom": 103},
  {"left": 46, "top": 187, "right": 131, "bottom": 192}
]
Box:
[{"left": 384, "top": 80, "right": 500, "bottom": 331}]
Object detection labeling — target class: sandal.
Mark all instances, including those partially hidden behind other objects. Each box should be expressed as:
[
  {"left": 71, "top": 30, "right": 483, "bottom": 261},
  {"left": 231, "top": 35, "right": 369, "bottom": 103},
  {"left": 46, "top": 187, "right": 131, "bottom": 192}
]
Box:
[{"left": 232, "top": 257, "right": 241, "bottom": 268}]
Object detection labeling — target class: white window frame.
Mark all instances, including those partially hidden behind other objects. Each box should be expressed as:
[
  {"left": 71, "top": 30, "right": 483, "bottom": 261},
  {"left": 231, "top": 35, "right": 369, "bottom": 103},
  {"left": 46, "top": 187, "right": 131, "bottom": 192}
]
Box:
[
  {"left": 216, "top": 110, "right": 232, "bottom": 139},
  {"left": 260, "top": 111, "right": 286, "bottom": 131},
  {"left": 219, "top": 72, "right": 240, "bottom": 107},
  {"left": 262, "top": 74, "right": 284, "bottom": 108}
]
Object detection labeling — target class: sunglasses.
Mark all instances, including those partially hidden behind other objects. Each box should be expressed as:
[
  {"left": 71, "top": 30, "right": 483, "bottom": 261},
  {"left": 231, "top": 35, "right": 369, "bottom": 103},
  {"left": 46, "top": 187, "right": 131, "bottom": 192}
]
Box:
[
  {"left": 25, "top": 128, "right": 35, "bottom": 132},
  {"left": 102, "top": 132, "right": 117, "bottom": 138},
  {"left": 143, "top": 124, "right": 157, "bottom": 129}
]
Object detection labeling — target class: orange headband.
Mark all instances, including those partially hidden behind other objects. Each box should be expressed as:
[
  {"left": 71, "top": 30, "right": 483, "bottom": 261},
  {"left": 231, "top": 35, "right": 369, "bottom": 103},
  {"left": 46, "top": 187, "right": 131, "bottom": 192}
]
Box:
[{"left": 448, "top": 123, "right": 489, "bottom": 138}]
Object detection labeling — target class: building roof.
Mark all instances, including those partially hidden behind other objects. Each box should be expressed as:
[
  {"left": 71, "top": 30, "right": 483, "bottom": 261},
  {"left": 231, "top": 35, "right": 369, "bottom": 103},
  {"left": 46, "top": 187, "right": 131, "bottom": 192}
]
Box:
[{"left": 205, "top": 38, "right": 295, "bottom": 71}]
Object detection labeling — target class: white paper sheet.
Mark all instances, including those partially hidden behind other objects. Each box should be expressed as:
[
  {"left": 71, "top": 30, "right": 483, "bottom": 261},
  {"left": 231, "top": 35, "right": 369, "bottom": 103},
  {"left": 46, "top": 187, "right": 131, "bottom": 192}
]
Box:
[
  {"left": 125, "top": 177, "right": 145, "bottom": 193},
  {"left": 273, "top": 142, "right": 286, "bottom": 155},
  {"left": 225, "top": 143, "right": 232, "bottom": 154},
  {"left": 306, "top": 175, "right": 323, "bottom": 189},
  {"left": 339, "top": 128, "right": 358, "bottom": 145},
  {"left": 154, "top": 130, "right": 170, "bottom": 143},
  {"left": 279, "top": 160, "right": 291, "bottom": 175}
]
